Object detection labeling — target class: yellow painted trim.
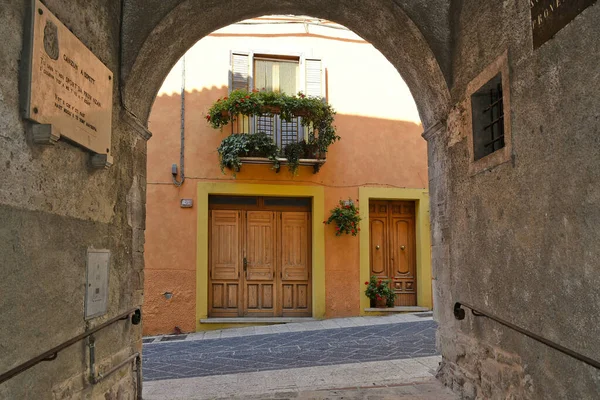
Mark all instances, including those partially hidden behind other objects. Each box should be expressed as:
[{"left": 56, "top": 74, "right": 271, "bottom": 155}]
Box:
[
  {"left": 196, "top": 183, "right": 326, "bottom": 331},
  {"left": 358, "top": 187, "right": 432, "bottom": 315}
]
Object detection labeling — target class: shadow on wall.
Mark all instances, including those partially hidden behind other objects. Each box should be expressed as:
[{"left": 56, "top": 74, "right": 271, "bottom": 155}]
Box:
[
  {"left": 148, "top": 86, "right": 426, "bottom": 186},
  {"left": 143, "top": 86, "right": 427, "bottom": 336}
]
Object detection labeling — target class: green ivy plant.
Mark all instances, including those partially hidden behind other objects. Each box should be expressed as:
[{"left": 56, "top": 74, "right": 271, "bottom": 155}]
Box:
[
  {"left": 217, "top": 133, "right": 279, "bottom": 175},
  {"left": 207, "top": 90, "right": 340, "bottom": 175},
  {"left": 364, "top": 275, "right": 396, "bottom": 307},
  {"left": 324, "top": 198, "right": 362, "bottom": 236}
]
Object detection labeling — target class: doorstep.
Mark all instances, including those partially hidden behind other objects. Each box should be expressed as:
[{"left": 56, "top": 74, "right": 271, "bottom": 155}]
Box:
[
  {"left": 200, "top": 317, "right": 317, "bottom": 324},
  {"left": 364, "top": 306, "right": 430, "bottom": 313}
]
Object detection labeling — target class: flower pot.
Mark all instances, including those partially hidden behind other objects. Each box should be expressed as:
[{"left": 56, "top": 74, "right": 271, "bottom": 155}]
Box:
[
  {"left": 220, "top": 110, "right": 229, "bottom": 117},
  {"left": 293, "top": 108, "right": 309, "bottom": 117},
  {"left": 375, "top": 297, "right": 387, "bottom": 308},
  {"left": 262, "top": 105, "right": 281, "bottom": 114}
]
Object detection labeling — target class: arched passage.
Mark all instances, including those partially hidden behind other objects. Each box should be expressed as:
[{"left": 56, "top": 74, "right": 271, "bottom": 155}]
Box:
[{"left": 121, "top": 0, "right": 451, "bottom": 129}]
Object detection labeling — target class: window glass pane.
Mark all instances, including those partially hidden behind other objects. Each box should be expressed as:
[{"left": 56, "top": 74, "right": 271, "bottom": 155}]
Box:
[
  {"left": 255, "top": 60, "right": 274, "bottom": 91},
  {"left": 209, "top": 196, "right": 258, "bottom": 206},
  {"left": 279, "top": 62, "right": 297, "bottom": 95}
]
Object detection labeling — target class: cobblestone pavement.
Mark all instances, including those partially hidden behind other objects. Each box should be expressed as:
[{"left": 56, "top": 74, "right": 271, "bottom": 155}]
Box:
[{"left": 143, "top": 319, "right": 437, "bottom": 382}]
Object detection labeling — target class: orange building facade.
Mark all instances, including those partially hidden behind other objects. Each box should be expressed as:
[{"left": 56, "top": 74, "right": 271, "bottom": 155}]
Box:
[{"left": 144, "top": 17, "right": 431, "bottom": 335}]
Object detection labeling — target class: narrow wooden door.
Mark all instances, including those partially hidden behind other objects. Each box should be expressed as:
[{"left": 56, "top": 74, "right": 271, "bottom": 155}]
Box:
[
  {"left": 390, "top": 205, "right": 416, "bottom": 306},
  {"left": 369, "top": 201, "right": 417, "bottom": 306},
  {"left": 243, "top": 211, "right": 277, "bottom": 316},
  {"left": 209, "top": 210, "right": 242, "bottom": 317},
  {"left": 280, "top": 212, "right": 311, "bottom": 316}
]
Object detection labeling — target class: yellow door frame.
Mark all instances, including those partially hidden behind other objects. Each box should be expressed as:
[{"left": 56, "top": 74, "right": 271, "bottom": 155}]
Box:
[
  {"left": 358, "top": 187, "right": 432, "bottom": 314},
  {"left": 196, "top": 182, "right": 326, "bottom": 330}
]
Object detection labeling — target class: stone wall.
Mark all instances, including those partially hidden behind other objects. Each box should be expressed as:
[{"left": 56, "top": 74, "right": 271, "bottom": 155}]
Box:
[
  {"left": 0, "top": 0, "right": 146, "bottom": 398},
  {"left": 430, "top": 1, "right": 600, "bottom": 398}
]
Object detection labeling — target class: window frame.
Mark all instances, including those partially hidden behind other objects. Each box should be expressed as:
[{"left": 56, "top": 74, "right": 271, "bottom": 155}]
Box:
[{"left": 466, "top": 51, "right": 512, "bottom": 176}]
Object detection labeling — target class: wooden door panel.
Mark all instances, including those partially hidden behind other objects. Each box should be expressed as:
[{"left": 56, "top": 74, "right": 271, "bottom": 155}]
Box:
[
  {"left": 281, "top": 212, "right": 309, "bottom": 281},
  {"left": 280, "top": 212, "right": 311, "bottom": 316},
  {"left": 391, "top": 219, "right": 411, "bottom": 276},
  {"left": 244, "top": 211, "right": 276, "bottom": 316},
  {"left": 246, "top": 211, "right": 276, "bottom": 281},
  {"left": 211, "top": 210, "right": 240, "bottom": 280},
  {"left": 369, "top": 218, "right": 387, "bottom": 276},
  {"left": 209, "top": 211, "right": 241, "bottom": 316},
  {"left": 245, "top": 283, "right": 275, "bottom": 310},
  {"left": 390, "top": 214, "right": 416, "bottom": 307}
]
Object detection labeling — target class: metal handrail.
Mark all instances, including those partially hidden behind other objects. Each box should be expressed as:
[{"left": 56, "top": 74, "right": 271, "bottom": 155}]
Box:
[
  {"left": 454, "top": 302, "right": 600, "bottom": 370},
  {"left": 0, "top": 307, "right": 141, "bottom": 384}
]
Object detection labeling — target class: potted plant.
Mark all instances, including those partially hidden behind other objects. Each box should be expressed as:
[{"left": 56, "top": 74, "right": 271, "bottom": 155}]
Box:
[
  {"left": 364, "top": 275, "right": 396, "bottom": 308},
  {"left": 324, "top": 198, "right": 361, "bottom": 236},
  {"left": 217, "top": 132, "right": 280, "bottom": 175},
  {"left": 207, "top": 89, "right": 340, "bottom": 176}
]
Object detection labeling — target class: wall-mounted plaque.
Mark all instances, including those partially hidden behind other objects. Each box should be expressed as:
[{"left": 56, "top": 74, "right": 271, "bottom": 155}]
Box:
[
  {"left": 21, "top": 0, "right": 113, "bottom": 166},
  {"left": 531, "top": 0, "right": 598, "bottom": 49}
]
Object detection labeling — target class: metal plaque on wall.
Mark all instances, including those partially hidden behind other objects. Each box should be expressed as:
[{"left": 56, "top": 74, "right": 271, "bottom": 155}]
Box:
[
  {"left": 21, "top": 0, "right": 113, "bottom": 162},
  {"left": 85, "top": 249, "right": 110, "bottom": 320},
  {"left": 531, "top": 0, "right": 598, "bottom": 48}
]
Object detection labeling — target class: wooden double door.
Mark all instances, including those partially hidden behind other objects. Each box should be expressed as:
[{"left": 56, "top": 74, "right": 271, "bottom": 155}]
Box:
[
  {"left": 209, "top": 197, "right": 311, "bottom": 317},
  {"left": 369, "top": 200, "right": 417, "bottom": 306}
]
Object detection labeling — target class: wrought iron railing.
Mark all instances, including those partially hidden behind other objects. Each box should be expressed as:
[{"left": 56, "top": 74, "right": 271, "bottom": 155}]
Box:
[
  {"left": 454, "top": 302, "right": 600, "bottom": 370},
  {"left": 0, "top": 308, "right": 142, "bottom": 399}
]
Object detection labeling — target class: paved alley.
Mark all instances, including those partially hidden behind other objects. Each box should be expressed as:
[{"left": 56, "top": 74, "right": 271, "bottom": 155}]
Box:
[{"left": 142, "top": 314, "right": 457, "bottom": 399}]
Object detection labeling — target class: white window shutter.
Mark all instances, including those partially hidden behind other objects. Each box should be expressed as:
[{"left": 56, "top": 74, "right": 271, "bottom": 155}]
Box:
[
  {"left": 305, "top": 58, "right": 323, "bottom": 98},
  {"left": 230, "top": 52, "right": 250, "bottom": 92}
]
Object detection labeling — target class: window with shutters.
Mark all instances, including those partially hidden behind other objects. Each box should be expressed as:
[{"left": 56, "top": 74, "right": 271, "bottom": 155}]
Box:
[{"left": 230, "top": 51, "right": 324, "bottom": 149}]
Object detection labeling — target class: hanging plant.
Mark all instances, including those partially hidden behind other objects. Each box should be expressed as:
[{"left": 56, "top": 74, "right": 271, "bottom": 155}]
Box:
[
  {"left": 207, "top": 90, "right": 340, "bottom": 174},
  {"left": 217, "top": 132, "right": 280, "bottom": 175},
  {"left": 324, "top": 198, "right": 362, "bottom": 236}
]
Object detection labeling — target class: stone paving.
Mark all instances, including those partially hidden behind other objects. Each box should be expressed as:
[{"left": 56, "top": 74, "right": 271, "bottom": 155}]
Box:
[
  {"left": 142, "top": 316, "right": 437, "bottom": 382},
  {"left": 143, "top": 357, "right": 456, "bottom": 400}
]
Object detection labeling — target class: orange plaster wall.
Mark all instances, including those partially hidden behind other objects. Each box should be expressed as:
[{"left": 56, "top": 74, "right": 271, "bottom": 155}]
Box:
[{"left": 144, "top": 88, "right": 427, "bottom": 334}]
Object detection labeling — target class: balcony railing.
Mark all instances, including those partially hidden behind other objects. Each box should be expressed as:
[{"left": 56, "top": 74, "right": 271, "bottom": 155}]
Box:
[{"left": 229, "top": 112, "right": 326, "bottom": 173}]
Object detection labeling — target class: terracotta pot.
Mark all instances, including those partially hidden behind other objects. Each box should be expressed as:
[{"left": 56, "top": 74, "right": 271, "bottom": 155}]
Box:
[
  {"left": 220, "top": 110, "right": 229, "bottom": 117},
  {"left": 262, "top": 105, "right": 281, "bottom": 114},
  {"left": 375, "top": 297, "right": 387, "bottom": 308},
  {"left": 293, "top": 108, "right": 309, "bottom": 117}
]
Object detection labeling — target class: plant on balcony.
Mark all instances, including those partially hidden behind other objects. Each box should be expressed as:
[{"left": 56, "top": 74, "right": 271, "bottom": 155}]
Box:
[
  {"left": 282, "top": 141, "right": 320, "bottom": 176},
  {"left": 365, "top": 275, "right": 396, "bottom": 308},
  {"left": 217, "top": 132, "right": 280, "bottom": 175},
  {"left": 324, "top": 198, "right": 362, "bottom": 236},
  {"left": 206, "top": 90, "right": 340, "bottom": 174}
]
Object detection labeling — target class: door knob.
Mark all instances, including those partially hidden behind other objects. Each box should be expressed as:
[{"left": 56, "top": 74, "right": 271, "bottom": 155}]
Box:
[
  {"left": 376, "top": 245, "right": 380, "bottom": 250},
  {"left": 400, "top": 245, "right": 405, "bottom": 250}
]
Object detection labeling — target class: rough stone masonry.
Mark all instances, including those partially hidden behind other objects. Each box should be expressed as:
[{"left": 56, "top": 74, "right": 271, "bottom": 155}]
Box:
[{"left": 1, "top": 0, "right": 599, "bottom": 399}]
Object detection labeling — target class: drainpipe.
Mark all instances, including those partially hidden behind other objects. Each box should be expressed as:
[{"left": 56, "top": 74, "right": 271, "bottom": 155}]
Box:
[{"left": 172, "top": 56, "right": 186, "bottom": 187}]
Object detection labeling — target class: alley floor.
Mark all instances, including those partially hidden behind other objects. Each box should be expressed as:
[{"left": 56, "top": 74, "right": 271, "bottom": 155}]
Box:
[{"left": 142, "top": 313, "right": 457, "bottom": 399}]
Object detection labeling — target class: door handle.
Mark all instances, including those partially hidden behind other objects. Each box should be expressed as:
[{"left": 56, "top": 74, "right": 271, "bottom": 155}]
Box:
[
  {"left": 400, "top": 245, "right": 405, "bottom": 250},
  {"left": 243, "top": 257, "right": 248, "bottom": 271}
]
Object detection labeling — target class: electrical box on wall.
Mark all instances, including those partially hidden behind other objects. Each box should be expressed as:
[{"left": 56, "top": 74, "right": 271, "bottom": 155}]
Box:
[{"left": 85, "top": 248, "right": 110, "bottom": 320}]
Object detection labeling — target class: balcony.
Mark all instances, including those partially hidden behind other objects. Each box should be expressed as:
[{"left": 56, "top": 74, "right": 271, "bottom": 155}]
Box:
[
  {"left": 229, "top": 113, "right": 326, "bottom": 174},
  {"left": 207, "top": 90, "right": 339, "bottom": 176}
]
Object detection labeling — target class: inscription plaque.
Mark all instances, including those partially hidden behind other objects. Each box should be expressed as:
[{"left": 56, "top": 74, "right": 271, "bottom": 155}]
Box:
[
  {"left": 531, "top": 0, "right": 598, "bottom": 48},
  {"left": 22, "top": 0, "right": 113, "bottom": 164}
]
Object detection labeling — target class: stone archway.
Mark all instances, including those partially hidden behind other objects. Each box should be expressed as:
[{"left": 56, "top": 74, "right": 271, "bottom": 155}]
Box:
[{"left": 120, "top": 0, "right": 452, "bottom": 130}]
